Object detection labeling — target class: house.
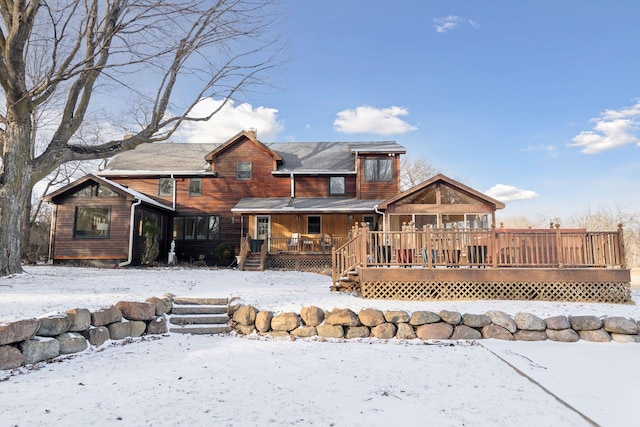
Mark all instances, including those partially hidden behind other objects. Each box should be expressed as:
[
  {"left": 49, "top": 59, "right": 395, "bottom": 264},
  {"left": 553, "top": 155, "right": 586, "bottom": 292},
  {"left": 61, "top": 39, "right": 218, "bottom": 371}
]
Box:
[
  {"left": 45, "top": 129, "right": 630, "bottom": 303},
  {"left": 46, "top": 129, "right": 415, "bottom": 267}
]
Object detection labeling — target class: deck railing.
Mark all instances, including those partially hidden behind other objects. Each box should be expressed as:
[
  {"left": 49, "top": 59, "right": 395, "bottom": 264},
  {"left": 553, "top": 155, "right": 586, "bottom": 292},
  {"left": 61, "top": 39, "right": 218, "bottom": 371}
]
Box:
[
  {"left": 332, "top": 223, "right": 627, "bottom": 285},
  {"left": 265, "top": 235, "right": 349, "bottom": 254}
]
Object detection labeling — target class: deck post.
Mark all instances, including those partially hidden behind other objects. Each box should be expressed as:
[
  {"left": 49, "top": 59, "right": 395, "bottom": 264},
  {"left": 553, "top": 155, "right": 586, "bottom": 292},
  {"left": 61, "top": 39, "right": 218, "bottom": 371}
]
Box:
[
  {"left": 491, "top": 223, "right": 497, "bottom": 268},
  {"left": 426, "top": 225, "right": 432, "bottom": 268},
  {"left": 555, "top": 223, "right": 564, "bottom": 268},
  {"left": 617, "top": 223, "right": 627, "bottom": 269}
]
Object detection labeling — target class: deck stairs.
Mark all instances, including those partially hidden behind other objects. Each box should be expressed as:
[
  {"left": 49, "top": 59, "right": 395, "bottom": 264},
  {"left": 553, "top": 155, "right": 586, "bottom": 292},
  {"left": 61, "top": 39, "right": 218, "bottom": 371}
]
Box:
[
  {"left": 333, "top": 269, "right": 360, "bottom": 293},
  {"left": 241, "top": 252, "right": 263, "bottom": 271},
  {"left": 168, "top": 297, "right": 232, "bottom": 335}
]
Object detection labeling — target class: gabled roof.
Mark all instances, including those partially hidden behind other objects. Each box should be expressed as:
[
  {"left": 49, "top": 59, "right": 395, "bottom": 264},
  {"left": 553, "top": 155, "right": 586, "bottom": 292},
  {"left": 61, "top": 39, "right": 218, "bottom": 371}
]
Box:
[
  {"left": 232, "top": 197, "right": 384, "bottom": 213},
  {"left": 98, "top": 132, "right": 406, "bottom": 177},
  {"left": 204, "top": 130, "right": 282, "bottom": 163},
  {"left": 377, "top": 174, "right": 505, "bottom": 210},
  {"left": 44, "top": 174, "right": 174, "bottom": 211}
]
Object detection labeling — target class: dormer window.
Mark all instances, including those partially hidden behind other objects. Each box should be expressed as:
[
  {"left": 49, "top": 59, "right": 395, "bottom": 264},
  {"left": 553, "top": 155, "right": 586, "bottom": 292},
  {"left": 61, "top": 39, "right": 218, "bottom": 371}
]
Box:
[
  {"left": 364, "top": 158, "right": 392, "bottom": 182},
  {"left": 329, "top": 177, "right": 346, "bottom": 195},
  {"left": 237, "top": 162, "right": 252, "bottom": 180}
]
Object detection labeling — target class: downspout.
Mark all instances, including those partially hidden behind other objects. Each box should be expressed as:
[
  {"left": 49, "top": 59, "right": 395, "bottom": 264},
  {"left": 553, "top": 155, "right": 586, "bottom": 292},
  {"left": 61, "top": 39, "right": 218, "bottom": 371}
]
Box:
[
  {"left": 290, "top": 172, "right": 295, "bottom": 198},
  {"left": 171, "top": 174, "right": 176, "bottom": 210},
  {"left": 47, "top": 204, "right": 57, "bottom": 264},
  {"left": 119, "top": 199, "right": 143, "bottom": 267},
  {"left": 374, "top": 204, "right": 385, "bottom": 232}
]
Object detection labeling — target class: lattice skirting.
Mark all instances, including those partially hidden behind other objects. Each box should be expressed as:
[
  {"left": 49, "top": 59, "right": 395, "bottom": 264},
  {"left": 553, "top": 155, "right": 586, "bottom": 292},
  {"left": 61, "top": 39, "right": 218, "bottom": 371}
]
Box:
[
  {"left": 360, "top": 281, "right": 632, "bottom": 303},
  {"left": 268, "top": 256, "right": 332, "bottom": 271}
]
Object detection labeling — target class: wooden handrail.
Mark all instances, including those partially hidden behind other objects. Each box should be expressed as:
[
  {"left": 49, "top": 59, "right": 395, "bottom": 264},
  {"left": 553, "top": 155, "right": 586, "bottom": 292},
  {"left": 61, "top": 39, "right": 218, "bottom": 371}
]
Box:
[
  {"left": 331, "top": 225, "right": 626, "bottom": 286},
  {"left": 237, "top": 235, "right": 250, "bottom": 271}
]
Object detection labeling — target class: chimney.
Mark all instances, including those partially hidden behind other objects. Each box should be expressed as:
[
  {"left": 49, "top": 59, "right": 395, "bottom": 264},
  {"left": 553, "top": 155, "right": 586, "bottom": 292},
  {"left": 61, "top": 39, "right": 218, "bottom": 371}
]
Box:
[{"left": 247, "top": 128, "right": 257, "bottom": 139}]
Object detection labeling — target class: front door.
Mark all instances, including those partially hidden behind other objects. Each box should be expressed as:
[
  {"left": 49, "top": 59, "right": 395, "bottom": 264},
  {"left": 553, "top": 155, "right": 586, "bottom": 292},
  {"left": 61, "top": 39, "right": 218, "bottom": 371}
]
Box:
[{"left": 255, "top": 215, "right": 271, "bottom": 249}]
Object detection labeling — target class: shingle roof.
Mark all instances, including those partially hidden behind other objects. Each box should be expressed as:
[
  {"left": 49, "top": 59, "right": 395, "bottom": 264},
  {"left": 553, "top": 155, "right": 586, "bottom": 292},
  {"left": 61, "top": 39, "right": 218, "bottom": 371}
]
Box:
[
  {"left": 101, "top": 143, "right": 218, "bottom": 175},
  {"left": 100, "top": 140, "right": 406, "bottom": 176},
  {"left": 232, "top": 197, "right": 385, "bottom": 212}
]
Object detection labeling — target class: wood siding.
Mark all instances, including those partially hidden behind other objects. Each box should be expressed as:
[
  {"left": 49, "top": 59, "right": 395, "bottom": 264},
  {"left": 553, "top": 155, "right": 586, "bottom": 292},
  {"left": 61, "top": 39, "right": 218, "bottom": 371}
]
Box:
[
  {"left": 294, "top": 175, "right": 357, "bottom": 198},
  {"left": 356, "top": 155, "right": 401, "bottom": 200},
  {"left": 51, "top": 195, "right": 131, "bottom": 261}
]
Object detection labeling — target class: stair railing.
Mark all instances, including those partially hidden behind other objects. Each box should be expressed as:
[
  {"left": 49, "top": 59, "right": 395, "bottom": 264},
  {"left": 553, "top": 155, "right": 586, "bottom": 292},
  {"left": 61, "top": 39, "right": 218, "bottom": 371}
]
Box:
[
  {"left": 237, "top": 234, "right": 250, "bottom": 271},
  {"left": 259, "top": 237, "right": 269, "bottom": 270}
]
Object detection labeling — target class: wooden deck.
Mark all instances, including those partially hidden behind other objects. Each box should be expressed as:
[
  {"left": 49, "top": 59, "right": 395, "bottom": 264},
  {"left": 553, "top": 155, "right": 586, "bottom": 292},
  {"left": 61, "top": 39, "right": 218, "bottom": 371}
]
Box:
[{"left": 332, "top": 224, "right": 631, "bottom": 303}]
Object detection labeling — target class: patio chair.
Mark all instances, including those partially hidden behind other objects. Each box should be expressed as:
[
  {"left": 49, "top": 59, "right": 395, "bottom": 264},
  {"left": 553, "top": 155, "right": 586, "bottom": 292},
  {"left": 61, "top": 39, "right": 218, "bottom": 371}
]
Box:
[{"left": 288, "top": 233, "right": 300, "bottom": 251}]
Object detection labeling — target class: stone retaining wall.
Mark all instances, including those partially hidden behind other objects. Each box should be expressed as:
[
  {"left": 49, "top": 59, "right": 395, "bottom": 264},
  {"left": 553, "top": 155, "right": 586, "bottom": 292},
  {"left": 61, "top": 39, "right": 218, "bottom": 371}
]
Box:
[
  {"left": 231, "top": 304, "right": 640, "bottom": 343},
  {"left": 0, "top": 297, "right": 172, "bottom": 371}
]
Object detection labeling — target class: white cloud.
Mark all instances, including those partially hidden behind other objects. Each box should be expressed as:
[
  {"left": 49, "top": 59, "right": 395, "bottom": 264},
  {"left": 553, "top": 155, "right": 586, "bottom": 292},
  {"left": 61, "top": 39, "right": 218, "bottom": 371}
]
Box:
[
  {"left": 433, "top": 15, "right": 477, "bottom": 33},
  {"left": 521, "top": 145, "right": 557, "bottom": 157},
  {"left": 485, "top": 184, "right": 539, "bottom": 202},
  {"left": 333, "top": 105, "right": 417, "bottom": 135},
  {"left": 175, "top": 98, "right": 284, "bottom": 143},
  {"left": 569, "top": 101, "right": 640, "bottom": 154}
]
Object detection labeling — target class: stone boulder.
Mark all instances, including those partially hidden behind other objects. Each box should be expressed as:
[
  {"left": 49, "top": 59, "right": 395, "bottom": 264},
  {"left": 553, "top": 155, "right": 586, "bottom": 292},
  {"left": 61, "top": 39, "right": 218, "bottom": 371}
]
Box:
[
  {"left": 232, "top": 305, "right": 257, "bottom": 326},
  {"left": 544, "top": 315, "right": 570, "bottom": 330},
  {"left": 416, "top": 323, "right": 453, "bottom": 340},
  {"left": 514, "top": 313, "right": 545, "bottom": 331},
  {"left": 81, "top": 326, "right": 110, "bottom": 346},
  {"left": 603, "top": 317, "right": 639, "bottom": 335},
  {"left": 513, "top": 330, "right": 547, "bottom": 341},
  {"left": 271, "top": 312, "right": 300, "bottom": 332},
  {"left": 579, "top": 330, "right": 611, "bottom": 343},
  {"left": 145, "top": 316, "right": 168, "bottom": 335},
  {"left": 65, "top": 308, "right": 91, "bottom": 332},
  {"left": 481, "top": 325, "right": 514, "bottom": 341},
  {"left": 345, "top": 326, "right": 370, "bottom": 339},
  {"left": 0, "top": 319, "right": 39, "bottom": 346},
  {"left": 396, "top": 323, "right": 417, "bottom": 340},
  {"left": 546, "top": 329, "right": 580, "bottom": 342},
  {"left": 451, "top": 325, "right": 482, "bottom": 340},
  {"left": 409, "top": 311, "right": 440, "bottom": 326},
  {"left": 610, "top": 333, "right": 640, "bottom": 343},
  {"left": 291, "top": 326, "right": 317, "bottom": 338},
  {"left": 91, "top": 306, "right": 123, "bottom": 327},
  {"left": 569, "top": 316, "right": 603, "bottom": 331},
  {"left": 234, "top": 324, "right": 255, "bottom": 335},
  {"left": 255, "top": 311, "right": 273, "bottom": 333},
  {"left": 145, "top": 297, "right": 172, "bottom": 315},
  {"left": 57, "top": 332, "right": 88, "bottom": 354},
  {"left": 384, "top": 311, "right": 410, "bottom": 324},
  {"left": 371, "top": 323, "right": 396, "bottom": 339},
  {"left": 37, "top": 313, "right": 71, "bottom": 337},
  {"left": 486, "top": 311, "right": 516, "bottom": 333},
  {"left": 439, "top": 310, "right": 462, "bottom": 325},
  {"left": 316, "top": 324, "right": 344, "bottom": 339},
  {"left": 108, "top": 321, "right": 133, "bottom": 340},
  {"left": 300, "top": 306, "right": 324, "bottom": 326},
  {"left": 130, "top": 321, "right": 147, "bottom": 337},
  {"left": 358, "top": 308, "right": 385, "bottom": 327},
  {"left": 462, "top": 314, "right": 491, "bottom": 328},
  {"left": 0, "top": 345, "right": 25, "bottom": 370},
  {"left": 20, "top": 337, "right": 60, "bottom": 364},
  {"left": 325, "top": 308, "right": 360, "bottom": 327},
  {"left": 116, "top": 301, "right": 156, "bottom": 321}
]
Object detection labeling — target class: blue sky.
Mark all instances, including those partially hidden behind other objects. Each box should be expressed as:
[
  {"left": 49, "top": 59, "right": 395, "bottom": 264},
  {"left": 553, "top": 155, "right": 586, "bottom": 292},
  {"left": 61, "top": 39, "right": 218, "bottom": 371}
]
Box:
[{"left": 175, "top": 1, "right": 640, "bottom": 220}]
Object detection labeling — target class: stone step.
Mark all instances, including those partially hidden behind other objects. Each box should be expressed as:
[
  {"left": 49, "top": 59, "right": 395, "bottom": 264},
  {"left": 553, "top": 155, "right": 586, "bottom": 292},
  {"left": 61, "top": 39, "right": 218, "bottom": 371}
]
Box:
[
  {"left": 169, "top": 315, "right": 229, "bottom": 325},
  {"left": 171, "top": 305, "right": 228, "bottom": 315},
  {"left": 173, "top": 297, "right": 228, "bottom": 306},
  {"left": 169, "top": 325, "right": 232, "bottom": 335}
]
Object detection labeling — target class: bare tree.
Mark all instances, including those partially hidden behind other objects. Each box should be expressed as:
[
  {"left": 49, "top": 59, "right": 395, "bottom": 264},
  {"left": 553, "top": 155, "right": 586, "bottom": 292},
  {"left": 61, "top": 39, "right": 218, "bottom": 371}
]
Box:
[
  {"left": 0, "top": 0, "right": 282, "bottom": 275},
  {"left": 400, "top": 156, "right": 441, "bottom": 191}
]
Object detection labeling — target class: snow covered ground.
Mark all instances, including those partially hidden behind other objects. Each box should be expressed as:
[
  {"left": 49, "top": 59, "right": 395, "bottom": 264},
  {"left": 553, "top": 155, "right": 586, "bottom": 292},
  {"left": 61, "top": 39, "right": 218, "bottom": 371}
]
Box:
[{"left": 1, "top": 266, "right": 639, "bottom": 426}]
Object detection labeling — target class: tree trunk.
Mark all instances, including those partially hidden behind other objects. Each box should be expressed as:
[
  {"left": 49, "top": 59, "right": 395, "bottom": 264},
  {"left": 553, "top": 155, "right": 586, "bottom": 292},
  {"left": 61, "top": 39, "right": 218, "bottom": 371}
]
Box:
[{"left": 0, "top": 119, "right": 34, "bottom": 276}]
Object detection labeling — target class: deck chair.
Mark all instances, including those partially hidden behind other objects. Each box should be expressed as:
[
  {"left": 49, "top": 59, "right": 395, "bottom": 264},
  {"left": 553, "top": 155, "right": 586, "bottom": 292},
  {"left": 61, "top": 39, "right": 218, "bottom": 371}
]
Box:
[{"left": 288, "top": 233, "right": 300, "bottom": 251}]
